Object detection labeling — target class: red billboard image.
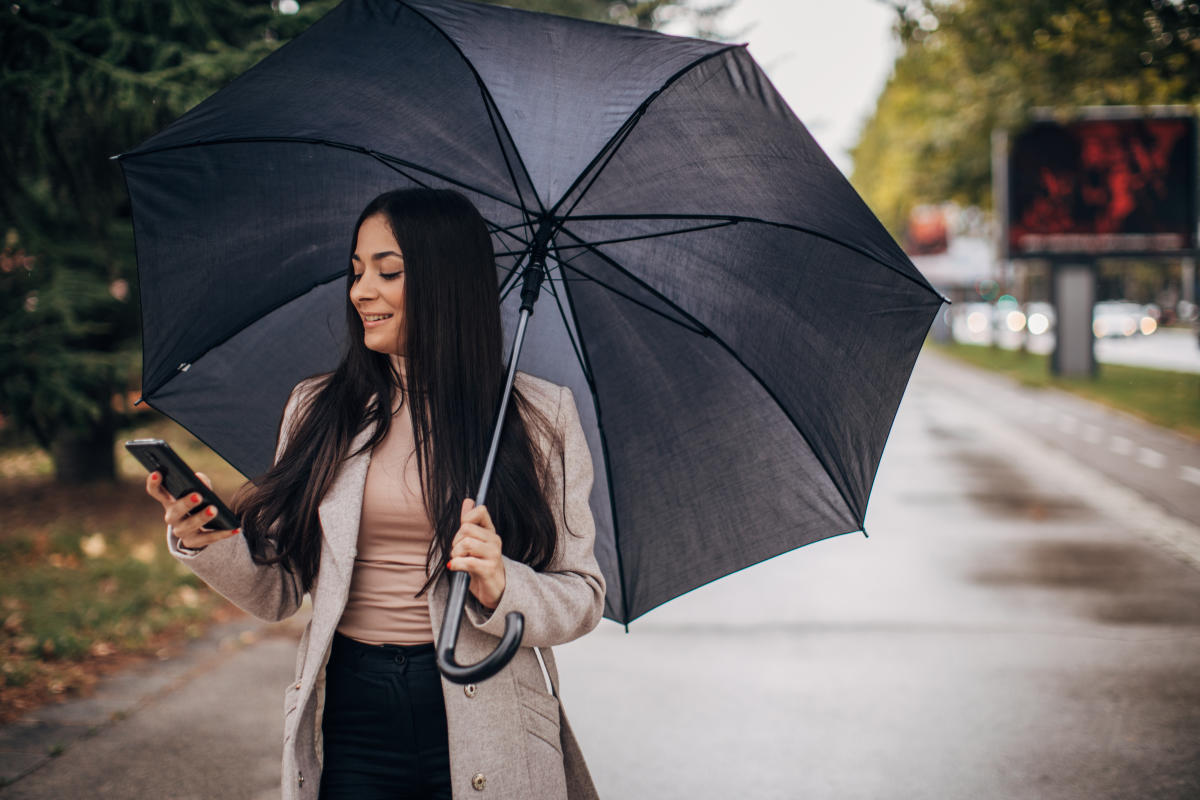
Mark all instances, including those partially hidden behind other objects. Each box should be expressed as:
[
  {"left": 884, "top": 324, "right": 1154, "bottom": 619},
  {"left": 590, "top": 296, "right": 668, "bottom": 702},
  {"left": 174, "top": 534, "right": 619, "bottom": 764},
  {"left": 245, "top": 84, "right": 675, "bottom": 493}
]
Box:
[
  {"left": 1008, "top": 116, "right": 1196, "bottom": 257},
  {"left": 904, "top": 205, "right": 949, "bottom": 256}
]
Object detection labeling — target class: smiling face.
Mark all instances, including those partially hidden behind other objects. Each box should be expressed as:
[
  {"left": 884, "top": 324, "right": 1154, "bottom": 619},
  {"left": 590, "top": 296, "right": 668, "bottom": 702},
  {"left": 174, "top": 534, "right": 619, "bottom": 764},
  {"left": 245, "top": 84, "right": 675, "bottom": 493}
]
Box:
[{"left": 350, "top": 214, "right": 407, "bottom": 356}]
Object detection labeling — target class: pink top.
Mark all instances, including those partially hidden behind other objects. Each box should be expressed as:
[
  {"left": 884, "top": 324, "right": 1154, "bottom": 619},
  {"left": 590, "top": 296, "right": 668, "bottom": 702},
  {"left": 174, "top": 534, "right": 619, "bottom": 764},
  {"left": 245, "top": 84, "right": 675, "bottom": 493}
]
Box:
[{"left": 336, "top": 388, "right": 436, "bottom": 646}]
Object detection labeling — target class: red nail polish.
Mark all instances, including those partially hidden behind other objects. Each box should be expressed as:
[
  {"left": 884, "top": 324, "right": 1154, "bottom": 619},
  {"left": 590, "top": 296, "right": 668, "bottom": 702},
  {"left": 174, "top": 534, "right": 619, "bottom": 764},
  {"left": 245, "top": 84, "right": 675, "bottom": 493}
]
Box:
[
  {"left": 150, "top": 473, "right": 159, "bottom": 482},
  {"left": 190, "top": 493, "right": 200, "bottom": 503},
  {"left": 206, "top": 507, "right": 216, "bottom": 516}
]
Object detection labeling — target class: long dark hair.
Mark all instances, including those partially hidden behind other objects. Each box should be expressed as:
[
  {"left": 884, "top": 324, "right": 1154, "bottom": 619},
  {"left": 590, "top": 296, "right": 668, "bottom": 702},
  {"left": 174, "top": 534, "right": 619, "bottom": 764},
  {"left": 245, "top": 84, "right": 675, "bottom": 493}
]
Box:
[{"left": 232, "top": 188, "right": 561, "bottom": 595}]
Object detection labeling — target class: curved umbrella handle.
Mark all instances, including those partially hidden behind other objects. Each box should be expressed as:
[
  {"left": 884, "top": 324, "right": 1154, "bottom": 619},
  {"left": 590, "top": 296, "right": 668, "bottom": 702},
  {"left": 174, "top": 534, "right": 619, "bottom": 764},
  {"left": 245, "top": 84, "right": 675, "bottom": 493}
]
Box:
[{"left": 436, "top": 570, "right": 524, "bottom": 684}]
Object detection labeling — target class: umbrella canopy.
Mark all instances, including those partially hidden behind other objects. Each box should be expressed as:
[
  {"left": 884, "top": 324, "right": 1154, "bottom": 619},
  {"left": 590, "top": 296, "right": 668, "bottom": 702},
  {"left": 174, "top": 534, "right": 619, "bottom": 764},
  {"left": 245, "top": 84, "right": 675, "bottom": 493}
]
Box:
[{"left": 118, "top": 0, "right": 945, "bottom": 625}]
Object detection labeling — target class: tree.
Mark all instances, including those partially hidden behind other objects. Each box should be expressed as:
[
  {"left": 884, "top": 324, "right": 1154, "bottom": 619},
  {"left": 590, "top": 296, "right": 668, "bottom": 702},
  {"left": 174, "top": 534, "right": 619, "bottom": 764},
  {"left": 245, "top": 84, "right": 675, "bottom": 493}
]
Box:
[
  {"left": 1, "top": 1, "right": 347, "bottom": 482},
  {"left": 0, "top": 0, "right": 730, "bottom": 483},
  {"left": 852, "top": 0, "right": 1200, "bottom": 237}
]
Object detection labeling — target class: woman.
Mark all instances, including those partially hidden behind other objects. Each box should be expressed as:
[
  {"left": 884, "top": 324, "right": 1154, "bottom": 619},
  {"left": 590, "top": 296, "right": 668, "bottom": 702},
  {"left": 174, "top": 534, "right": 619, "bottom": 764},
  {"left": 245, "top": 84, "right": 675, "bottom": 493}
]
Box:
[{"left": 145, "top": 188, "right": 605, "bottom": 800}]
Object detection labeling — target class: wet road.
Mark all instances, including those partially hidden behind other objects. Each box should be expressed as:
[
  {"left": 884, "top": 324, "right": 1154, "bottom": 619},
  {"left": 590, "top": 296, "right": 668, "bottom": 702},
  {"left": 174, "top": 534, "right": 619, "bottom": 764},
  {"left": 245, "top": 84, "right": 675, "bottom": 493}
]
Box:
[
  {"left": 927, "top": 348, "right": 1200, "bottom": 534},
  {"left": 4, "top": 349, "right": 1199, "bottom": 798},
  {"left": 555, "top": 348, "right": 1200, "bottom": 799}
]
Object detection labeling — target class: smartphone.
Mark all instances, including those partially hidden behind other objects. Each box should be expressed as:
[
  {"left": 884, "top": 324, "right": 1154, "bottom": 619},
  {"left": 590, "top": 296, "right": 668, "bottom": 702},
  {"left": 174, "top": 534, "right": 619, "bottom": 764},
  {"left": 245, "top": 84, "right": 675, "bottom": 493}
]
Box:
[{"left": 124, "top": 439, "right": 240, "bottom": 530}]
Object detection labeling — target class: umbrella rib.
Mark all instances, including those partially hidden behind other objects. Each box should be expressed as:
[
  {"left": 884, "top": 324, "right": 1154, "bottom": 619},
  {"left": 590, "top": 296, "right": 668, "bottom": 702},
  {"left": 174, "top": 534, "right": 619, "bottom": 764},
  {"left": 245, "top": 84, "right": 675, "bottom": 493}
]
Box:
[
  {"left": 141, "top": 269, "right": 348, "bottom": 399},
  {"left": 545, "top": 44, "right": 745, "bottom": 222},
  {"left": 493, "top": 224, "right": 536, "bottom": 300},
  {"left": 542, "top": 254, "right": 633, "bottom": 627},
  {"left": 540, "top": 220, "right": 739, "bottom": 252},
  {"left": 397, "top": 0, "right": 543, "bottom": 216},
  {"left": 498, "top": 255, "right": 532, "bottom": 306},
  {"left": 479, "top": 88, "right": 539, "bottom": 249},
  {"left": 493, "top": 225, "right": 532, "bottom": 255},
  {"left": 565, "top": 213, "right": 944, "bottom": 301},
  {"left": 497, "top": 248, "right": 534, "bottom": 301},
  {"left": 555, "top": 225, "right": 716, "bottom": 335},
  {"left": 538, "top": 263, "right": 593, "bottom": 387},
  {"left": 550, "top": 107, "right": 648, "bottom": 228},
  {"left": 491, "top": 220, "right": 537, "bottom": 234},
  {"left": 118, "top": 136, "right": 530, "bottom": 216},
  {"left": 555, "top": 226, "right": 870, "bottom": 531},
  {"left": 363, "top": 148, "right": 529, "bottom": 214},
  {"left": 364, "top": 150, "right": 435, "bottom": 190},
  {"left": 546, "top": 259, "right": 707, "bottom": 336}
]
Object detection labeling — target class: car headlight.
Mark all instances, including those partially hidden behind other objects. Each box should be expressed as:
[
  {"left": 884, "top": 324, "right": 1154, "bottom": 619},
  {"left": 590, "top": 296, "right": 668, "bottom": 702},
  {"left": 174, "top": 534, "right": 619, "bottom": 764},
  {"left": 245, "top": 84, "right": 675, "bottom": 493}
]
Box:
[
  {"left": 1028, "top": 313, "right": 1050, "bottom": 336},
  {"left": 1006, "top": 311, "right": 1026, "bottom": 332},
  {"left": 1140, "top": 317, "right": 1157, "bottom": 335}
]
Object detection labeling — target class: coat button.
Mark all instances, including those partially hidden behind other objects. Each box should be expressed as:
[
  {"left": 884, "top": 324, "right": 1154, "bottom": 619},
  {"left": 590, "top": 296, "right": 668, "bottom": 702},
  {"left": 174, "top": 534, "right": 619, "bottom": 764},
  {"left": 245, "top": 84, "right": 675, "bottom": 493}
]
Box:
[
  {"left": 298, "top": 772, "right": 305, "bottom": 787},
  {"left": 464, "top": 683, "right": 477, "bottom": 698},
  {"left": 294, "top": 681, "right": 301, "bottom": 689},
  {"left": 471, "top": 773, "right": 486, "bottom": 791}
]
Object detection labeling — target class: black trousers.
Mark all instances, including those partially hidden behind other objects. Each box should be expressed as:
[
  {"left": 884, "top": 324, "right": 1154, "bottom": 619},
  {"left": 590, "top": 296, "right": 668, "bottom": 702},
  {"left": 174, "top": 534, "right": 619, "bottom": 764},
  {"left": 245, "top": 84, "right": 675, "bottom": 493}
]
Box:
[{"left": 319, "top": 632, "right": 452, "bottom": 800}]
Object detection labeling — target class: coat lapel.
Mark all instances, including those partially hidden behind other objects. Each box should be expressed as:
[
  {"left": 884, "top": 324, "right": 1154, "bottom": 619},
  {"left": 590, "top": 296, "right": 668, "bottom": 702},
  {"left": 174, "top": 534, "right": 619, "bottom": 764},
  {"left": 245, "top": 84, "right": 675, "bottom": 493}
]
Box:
[{"left": 316, "top": 423, "right": 376, "bottom": 583}]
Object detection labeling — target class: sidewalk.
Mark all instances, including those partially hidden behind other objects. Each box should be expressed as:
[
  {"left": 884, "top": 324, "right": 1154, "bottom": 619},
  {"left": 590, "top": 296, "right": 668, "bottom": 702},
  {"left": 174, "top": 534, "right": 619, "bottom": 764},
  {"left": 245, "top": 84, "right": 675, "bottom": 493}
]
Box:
[{"left": 0, "top": 611, "right": 307, "bottom": 798}]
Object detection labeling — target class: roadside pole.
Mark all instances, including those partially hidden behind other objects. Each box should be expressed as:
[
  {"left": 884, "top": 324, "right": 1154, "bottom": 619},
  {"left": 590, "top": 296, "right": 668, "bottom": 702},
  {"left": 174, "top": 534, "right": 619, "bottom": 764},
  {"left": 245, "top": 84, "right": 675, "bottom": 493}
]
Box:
[
  {"left": 1050, "top": 262, "right": 1097, "bottom": 377},
  {"left": 1183, "top": 256, "right": 1195, "bottom": 305}
]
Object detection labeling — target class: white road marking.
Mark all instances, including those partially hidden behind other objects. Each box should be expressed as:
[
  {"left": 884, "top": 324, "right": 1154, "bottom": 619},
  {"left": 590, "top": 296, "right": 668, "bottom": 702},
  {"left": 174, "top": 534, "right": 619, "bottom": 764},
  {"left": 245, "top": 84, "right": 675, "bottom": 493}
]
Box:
[
  {"left": 1136, "top": 447, "right": 1165, "bottom": 469},
  {"left": 1110, "top": 436, "right": 1133, "bottom": 455},
  {"left": 1082, "top": 424, "right": 1103, "bottom": 444},
  {"left": 1058, "top": 415, "right": 1078, "bottom": 434},
  {"left": 1182, "top": 466, "right": 1200, "bottom": 487}
]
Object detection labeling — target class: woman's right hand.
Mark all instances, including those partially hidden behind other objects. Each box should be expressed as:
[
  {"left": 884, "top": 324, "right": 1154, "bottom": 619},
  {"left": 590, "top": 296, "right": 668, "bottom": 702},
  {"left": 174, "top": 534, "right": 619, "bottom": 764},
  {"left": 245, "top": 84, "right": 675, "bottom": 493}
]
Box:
[{"left": 146, "top": 470, "right": 240, "bottom": 551}]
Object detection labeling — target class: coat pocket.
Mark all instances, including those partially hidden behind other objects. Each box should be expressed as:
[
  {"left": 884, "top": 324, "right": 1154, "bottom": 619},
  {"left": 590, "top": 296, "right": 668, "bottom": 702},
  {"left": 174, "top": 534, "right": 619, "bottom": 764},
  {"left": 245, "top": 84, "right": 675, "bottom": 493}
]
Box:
[{"left": 517, "top": 680, "right": 562, "bottom": 756}]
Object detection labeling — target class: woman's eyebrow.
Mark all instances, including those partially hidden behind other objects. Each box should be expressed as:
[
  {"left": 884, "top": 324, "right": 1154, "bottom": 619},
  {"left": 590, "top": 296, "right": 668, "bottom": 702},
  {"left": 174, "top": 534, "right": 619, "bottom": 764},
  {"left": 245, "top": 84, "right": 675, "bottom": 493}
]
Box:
[{"left": 350, "top": 251, "right": 404, "bottom": 262}]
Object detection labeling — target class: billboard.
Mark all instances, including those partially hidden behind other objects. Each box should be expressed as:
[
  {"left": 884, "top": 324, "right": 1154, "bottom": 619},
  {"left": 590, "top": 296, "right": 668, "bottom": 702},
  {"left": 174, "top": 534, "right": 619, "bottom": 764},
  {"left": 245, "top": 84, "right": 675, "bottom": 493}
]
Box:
[{"left": 1004, "top": 112, "right": 1197, "bottom": 258}]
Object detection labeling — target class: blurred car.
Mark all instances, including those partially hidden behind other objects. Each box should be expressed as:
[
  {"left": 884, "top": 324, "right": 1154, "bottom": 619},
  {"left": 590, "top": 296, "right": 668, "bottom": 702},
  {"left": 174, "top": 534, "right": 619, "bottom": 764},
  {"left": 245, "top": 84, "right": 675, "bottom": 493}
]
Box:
[
  {"left": 951, "top": 302, "right": 994, "bottom": 345},
  {"left": 991, "top": 297, "right": 1026, "bottom": 349},
  {"left": 1092, "top": 301, "right": 1157, "bottom": 338},
  {"left": 1023, "top": 301, "right": 1056, "bottom": 337}
]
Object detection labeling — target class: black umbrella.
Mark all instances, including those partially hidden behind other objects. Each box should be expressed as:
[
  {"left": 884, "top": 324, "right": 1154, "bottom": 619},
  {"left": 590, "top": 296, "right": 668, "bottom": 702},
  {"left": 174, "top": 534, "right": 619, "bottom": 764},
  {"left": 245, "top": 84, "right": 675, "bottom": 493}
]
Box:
[{"left": 117, "top": 0, "right": 945, "bottom": 682}]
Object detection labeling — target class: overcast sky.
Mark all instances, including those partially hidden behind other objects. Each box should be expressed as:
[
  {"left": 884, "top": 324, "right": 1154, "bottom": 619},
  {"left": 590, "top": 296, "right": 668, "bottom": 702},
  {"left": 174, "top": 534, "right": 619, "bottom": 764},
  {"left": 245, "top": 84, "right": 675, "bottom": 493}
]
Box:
[{"left": 664, "top": 0, "right": 900, "bottom": 176}]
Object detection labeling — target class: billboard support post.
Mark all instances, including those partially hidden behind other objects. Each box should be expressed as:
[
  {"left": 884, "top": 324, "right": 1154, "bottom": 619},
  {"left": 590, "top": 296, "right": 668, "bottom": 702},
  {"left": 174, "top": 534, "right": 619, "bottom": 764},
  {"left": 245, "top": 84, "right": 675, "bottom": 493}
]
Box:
[
  {"left": 1050, "top": 262, "right": 1097, "bottom": 377},
  {"left": 1183, "top": 257, "right": 1196, "bottom": 305}
]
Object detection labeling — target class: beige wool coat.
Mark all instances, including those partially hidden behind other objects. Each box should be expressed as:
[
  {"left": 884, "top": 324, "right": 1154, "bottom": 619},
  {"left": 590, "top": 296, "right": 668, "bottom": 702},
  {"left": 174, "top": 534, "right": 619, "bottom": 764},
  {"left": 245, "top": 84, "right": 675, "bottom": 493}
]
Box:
[{"left": 167, "top": 372, "right": 605, "bottom": 800}]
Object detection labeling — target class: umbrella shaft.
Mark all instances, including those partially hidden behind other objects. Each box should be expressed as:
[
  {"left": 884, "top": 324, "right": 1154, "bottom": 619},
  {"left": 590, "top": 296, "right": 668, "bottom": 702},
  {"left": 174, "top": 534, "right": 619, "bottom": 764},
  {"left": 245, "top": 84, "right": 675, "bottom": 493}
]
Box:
[{"left": 475, "top": 306, "right": 531, "bottom": 506}]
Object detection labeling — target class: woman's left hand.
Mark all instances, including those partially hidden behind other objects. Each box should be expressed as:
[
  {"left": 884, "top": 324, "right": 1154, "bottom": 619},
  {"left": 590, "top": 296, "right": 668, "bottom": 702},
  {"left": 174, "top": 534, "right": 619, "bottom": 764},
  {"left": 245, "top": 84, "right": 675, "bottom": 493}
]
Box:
[{"left": 448, "top": 498, "right": 506, "bottom": 609}]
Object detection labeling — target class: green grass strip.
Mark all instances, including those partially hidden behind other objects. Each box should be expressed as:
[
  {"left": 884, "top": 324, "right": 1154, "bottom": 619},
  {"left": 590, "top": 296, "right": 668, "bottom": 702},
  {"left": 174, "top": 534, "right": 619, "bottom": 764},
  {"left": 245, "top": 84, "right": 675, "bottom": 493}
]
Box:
[{"left": 928, "top": 340, "right": 1200, "bottom": 440}]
